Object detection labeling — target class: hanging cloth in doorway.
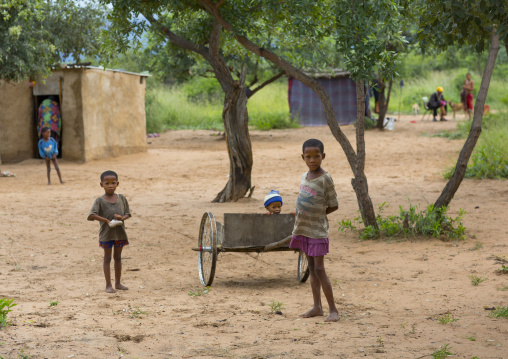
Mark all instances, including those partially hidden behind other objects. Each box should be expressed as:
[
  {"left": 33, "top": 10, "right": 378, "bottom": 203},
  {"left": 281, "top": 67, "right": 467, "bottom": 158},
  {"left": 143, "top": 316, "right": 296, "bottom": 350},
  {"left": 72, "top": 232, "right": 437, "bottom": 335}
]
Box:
[{"left": 38, "top": 99, "right": 62, "bottom": 141}]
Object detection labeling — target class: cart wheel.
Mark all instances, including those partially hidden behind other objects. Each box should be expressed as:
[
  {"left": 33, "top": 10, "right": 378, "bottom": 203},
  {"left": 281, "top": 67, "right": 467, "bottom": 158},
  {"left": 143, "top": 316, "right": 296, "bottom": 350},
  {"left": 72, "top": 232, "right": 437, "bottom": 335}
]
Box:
[
  {"left": 198, "top": 212, "right": 218, "bottom": 286},
  {"left": 297, "top": 251, "right": 310, "bottom": 283}
]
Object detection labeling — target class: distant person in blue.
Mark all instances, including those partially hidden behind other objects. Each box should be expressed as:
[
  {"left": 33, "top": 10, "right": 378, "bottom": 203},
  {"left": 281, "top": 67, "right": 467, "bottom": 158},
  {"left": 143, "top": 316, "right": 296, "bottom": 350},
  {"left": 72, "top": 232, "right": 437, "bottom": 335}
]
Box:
[{"left": 38, "top": 127, "right": 64, "bottom": 185}]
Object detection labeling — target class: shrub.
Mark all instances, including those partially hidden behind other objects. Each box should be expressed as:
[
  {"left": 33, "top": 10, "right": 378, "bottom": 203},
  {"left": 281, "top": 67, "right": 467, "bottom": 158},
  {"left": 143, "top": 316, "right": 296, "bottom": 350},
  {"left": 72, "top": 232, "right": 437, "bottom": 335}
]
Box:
[
  {"left": 339, "top": 202, "right": 466, "bottom": 241},
  {"left": 0, "top": 298, "right": 17, "bottom": 329},
  {"left": 489, "top": 306, "right": 508, "bottom": 318},
  {"left": 249, "top": 112, "right": 299, "bottom": 131},
  {"left": 182, "top": 77, "right": 223, "bottom": 104}
]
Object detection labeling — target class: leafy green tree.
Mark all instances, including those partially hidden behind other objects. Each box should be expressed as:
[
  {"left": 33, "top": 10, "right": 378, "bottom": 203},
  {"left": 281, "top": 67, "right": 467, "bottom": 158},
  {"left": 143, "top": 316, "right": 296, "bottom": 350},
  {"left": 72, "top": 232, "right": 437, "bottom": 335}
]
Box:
[
  {"left": 101, "top": 0, "right": 289, "bottom": 202},
  {"left": 417, "top": 0, "right": 507, "bottom": 209},
  {"left": 1, "top": 0, "right": 54, "bottom": 81},
  {"left": 199, "top": 0, "right": 406, "bottom": 227},
  {"left": 0, "top": 0, "right": 106, "bottom": 82}
]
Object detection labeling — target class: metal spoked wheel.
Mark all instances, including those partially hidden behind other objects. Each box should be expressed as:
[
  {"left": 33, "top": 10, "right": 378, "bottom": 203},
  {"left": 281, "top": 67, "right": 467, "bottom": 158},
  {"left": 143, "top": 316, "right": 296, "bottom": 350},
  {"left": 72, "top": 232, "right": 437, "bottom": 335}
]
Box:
[
  {"left": 297, "top": 251, "right": 310, "bottom": 283},
  {"left": 198, "top": 212, "right": 218, "bottom": 286}
]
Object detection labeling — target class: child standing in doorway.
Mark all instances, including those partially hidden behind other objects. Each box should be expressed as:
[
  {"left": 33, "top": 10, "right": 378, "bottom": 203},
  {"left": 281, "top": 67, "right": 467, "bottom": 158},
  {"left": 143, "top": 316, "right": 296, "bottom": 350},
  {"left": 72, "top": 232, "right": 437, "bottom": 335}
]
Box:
[
  {"left": 289, "top": 138, "right": 339, "bottom": 322},
  {"left": 38, "top": 127, "right": 64, "bottom": 184},
  {"left": 88, "top": 170, "right": 131, "bottom": 293}
]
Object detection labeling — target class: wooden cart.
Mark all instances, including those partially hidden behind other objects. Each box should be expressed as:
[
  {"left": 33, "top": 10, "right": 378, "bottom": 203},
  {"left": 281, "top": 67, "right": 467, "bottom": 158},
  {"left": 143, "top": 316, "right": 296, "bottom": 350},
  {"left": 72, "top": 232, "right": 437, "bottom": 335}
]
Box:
[{"left": 193, "top": 212, "right": 310, "bottom": 286}]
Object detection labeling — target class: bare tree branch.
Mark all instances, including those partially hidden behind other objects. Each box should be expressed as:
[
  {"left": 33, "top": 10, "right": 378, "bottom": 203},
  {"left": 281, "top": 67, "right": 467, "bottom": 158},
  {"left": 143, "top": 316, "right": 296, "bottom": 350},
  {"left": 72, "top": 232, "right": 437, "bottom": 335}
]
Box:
[
  {"left": 248, "top": 71, "right": 285, "bottom": 98},
  {"left": 143, "top": 12, "right": 210, "bottom": 61}
]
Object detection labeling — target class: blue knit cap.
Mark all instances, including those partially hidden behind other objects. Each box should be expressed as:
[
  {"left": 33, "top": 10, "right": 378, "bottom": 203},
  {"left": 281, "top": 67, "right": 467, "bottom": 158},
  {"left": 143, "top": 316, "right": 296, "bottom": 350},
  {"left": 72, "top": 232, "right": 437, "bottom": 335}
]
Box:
[{"left": 264, "top": 190, "right": 283, "bottom": 208}]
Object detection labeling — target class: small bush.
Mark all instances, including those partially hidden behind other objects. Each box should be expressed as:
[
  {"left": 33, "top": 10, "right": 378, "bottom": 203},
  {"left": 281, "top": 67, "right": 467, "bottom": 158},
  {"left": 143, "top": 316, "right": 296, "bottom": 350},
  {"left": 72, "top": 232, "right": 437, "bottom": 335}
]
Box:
[
  {"left": 0, "top": 298, "right": 17, "bottom": 329},
  {"left": 249, "top": 112, "right": 299, "bottom": 131},
  {"left": 269, "top": 300, "right": 285, "bottom": 314},
  {"left": 188, "top": 286, "right": 211, "bottom": 297},
  {"left": 489, "top": 306, "right": 508, "bottom": 319},
  {"left": 470, "top": 274, "right": 487, "bottom": 286},
  {"left": 432, "top": 344, "right": 452, "bottom": 359},
  {"left": 433, "top": 120, "right": 471, "bottom": 140},
  {"left": 438, "top": 313, "right": 458, "bottom": 324},
  {"left": 497, "top": 265, "right": 508, "bottom": 274},
  {"left": 182, "top": 77, "right": 222, "bottom": 104},
  {"left": 339, "top": 202, "right": 466, "bottom": 241}
]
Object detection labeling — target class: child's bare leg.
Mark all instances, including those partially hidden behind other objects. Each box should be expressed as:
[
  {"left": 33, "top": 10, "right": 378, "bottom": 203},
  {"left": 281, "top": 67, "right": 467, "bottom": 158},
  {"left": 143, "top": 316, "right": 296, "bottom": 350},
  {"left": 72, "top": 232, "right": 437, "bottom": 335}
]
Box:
[
  {"left": 312, "top": 256, "right": 339, "bottom": 322},
  {"left": 113, "top": 246, "right": 128, "bottom": 290},
  {"left": 300, "top": 255, "right": 324, "bottom": 318},
  {"left": 52, "top": 156, "right": 64, "bottom": 183},
  {"left": 103, "top": 247, "right": 115, "bottom": 293},
  {"left": 45, "top": 158, "right": 51, "bottom": 185}
]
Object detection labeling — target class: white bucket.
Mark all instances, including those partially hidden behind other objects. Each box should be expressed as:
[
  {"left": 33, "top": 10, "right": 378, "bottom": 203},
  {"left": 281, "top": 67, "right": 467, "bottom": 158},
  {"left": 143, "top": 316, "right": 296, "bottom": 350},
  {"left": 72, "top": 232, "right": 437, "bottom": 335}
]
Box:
[{"left": 383, "top": 117, "right": 395, "bottom": 130}]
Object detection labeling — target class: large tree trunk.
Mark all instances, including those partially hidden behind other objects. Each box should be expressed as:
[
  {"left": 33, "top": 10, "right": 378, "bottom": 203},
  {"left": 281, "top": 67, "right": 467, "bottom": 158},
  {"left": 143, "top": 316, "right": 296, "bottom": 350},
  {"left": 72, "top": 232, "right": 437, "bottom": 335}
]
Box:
[
  {"left": 434, "top": 32, "right": 500, "bottom": 209},
  {"left": 376, "top": 77, "right": 393, "bottom": 129},
  {"left": 208, "top": 23, "right": 253, "bottom": 203},
  {"left": 353, "top": 80, "right": 377, "bottom": 225},
  {"left": 200, "top": 0, "right": 378, "bottom": 227},
  {"left": 213, "top": 72, "right": 253, "bottom": 202},
  {"left": 144, "top": 15, "right": 253, "bottom": 203}
]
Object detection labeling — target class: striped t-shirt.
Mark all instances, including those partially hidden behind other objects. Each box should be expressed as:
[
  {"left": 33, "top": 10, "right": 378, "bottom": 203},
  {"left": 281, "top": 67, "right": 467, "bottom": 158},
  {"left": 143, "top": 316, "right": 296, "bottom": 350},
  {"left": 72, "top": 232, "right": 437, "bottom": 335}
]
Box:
[{"left": 292, "top": 172, "right": 339, "bottom": 239}]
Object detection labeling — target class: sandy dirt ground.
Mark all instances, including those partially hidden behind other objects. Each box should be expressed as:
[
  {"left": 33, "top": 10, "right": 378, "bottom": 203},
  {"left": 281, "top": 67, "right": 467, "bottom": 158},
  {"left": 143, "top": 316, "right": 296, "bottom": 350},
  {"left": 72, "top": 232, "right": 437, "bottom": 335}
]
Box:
[{"left": 1, "top": 115, "right": 508, "bottom": 359}]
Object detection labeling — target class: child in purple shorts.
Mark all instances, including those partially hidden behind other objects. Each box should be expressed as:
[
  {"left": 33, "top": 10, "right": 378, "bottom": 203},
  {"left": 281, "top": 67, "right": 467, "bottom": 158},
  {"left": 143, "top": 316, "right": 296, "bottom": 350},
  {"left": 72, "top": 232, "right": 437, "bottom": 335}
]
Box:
[
  {"left": 289, "top": 139, "right": 339, "bottom": 322},
  {"left": 88, "top": 170, "right": 131, "bottom": 293}
]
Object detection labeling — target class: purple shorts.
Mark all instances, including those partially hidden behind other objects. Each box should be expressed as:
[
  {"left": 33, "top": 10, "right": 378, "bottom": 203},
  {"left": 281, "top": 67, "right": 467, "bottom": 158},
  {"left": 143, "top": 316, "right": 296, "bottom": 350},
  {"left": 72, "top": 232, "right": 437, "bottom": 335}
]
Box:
[
  {"left": 99, "top": 239, "right": 129, "bottom": 249},
  {"left": 289, "top": 235, "right": 329, "bottom": 257}
]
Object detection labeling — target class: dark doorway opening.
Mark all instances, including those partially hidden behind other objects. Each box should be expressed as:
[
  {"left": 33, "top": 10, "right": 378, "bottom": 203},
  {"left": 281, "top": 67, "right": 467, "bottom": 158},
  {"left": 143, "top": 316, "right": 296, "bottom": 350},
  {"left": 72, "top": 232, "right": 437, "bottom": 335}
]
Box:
[{"left": 33, "top": 95, "right": 62, "bottom": 159}]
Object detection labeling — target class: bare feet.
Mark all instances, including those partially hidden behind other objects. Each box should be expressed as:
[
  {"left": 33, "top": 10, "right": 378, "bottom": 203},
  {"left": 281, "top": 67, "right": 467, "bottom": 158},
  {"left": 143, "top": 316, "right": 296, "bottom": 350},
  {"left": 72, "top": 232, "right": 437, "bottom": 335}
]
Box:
[
  {"left": 325, "top": 310, "right": 340, "bottom": 322},
  {"left": 60, "top": 180, "right": 65, "bottom": 184},
  {"left": 106, "top": 285, "right": 116, "bottom": 293},
  {"left": 300, "top": 306, "right": 324, "bottom": 318},
  {"left": 115, "top": 283, "right": 128, "bottom": 290}
]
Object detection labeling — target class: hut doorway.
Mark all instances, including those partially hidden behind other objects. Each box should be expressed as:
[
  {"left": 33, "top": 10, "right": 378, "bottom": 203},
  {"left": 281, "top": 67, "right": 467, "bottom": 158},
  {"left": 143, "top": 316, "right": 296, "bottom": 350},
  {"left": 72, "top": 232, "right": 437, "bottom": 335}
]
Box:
[{"left": 33, "top": 94, "right": 63, "bottom": 159}]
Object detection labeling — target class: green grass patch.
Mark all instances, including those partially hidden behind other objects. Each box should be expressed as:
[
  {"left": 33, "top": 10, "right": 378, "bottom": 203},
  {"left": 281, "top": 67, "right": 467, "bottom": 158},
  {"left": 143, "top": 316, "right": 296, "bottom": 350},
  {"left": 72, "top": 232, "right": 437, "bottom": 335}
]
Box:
[
  {"left": 470, "top": 274, "right": 487, "bottom": 286},
  {"left": 497, "top": 265, "right": 508, "bottom": 274},
  {"left": 145, "top": 82, "right": 223, "bottom": 133},
  {"left": 432, "top": 344, "right": 452, "bottom": 359},
  {"left": 443, "top": 113, "right": 508, "bottom": 179},
  {"left": 247, "top": 80, "right": 298, "bottom": 130},
  {"left": 432, "top": 120, "right": 471, "bottom": 140},
  {"left": 145, "top": 78, "right": 296, "bottom": 132},
  {"left": 438, "top": 313, "right": 458, "bottom": 324},
  {"left": 489, "top": 306, "right": 508, "bottom": 318},
  {"left": 338, "top": 202, "right": 466, "bottom": 241}
]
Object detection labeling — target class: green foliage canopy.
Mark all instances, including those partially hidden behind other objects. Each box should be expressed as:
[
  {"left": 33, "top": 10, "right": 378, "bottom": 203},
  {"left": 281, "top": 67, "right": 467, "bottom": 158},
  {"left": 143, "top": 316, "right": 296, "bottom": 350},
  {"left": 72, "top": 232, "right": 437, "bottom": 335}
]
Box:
[
  {"left": 0, "top": 0, "right": 107, "bottom": 82},
  {"left": 417, "top": 0, "right": 508, "bottom": 52}
]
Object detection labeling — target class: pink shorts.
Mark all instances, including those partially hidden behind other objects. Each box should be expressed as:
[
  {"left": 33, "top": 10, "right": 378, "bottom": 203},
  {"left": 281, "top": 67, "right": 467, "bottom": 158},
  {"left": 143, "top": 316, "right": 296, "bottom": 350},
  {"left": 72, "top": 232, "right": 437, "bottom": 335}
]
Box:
[{"left": 289, "top": 235, "right": 329, "bottom": 257}]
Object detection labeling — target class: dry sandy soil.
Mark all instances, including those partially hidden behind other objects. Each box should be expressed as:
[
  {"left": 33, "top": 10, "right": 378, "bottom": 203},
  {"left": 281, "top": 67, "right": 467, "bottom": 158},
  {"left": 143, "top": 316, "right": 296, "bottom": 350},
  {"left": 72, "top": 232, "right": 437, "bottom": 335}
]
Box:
[{"left": 1, "top": 115, "right": 508, "bottom": 359}]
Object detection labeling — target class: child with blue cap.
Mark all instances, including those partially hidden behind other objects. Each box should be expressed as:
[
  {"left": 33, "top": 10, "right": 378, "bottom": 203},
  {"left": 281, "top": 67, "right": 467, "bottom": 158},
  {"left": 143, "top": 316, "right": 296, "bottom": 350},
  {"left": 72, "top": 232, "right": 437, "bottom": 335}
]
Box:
[{"left": 264, "top": 190, "right": 283, "bottom": 214}]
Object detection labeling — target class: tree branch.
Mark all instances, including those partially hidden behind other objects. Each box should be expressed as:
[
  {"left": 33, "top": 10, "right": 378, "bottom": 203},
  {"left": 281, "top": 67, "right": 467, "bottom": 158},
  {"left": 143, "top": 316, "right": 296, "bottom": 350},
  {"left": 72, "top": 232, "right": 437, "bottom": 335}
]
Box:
[
  {"left": 248, "top": 71, "right": 285, "bottom": 98},
  {"left": 198, "top": 0, "right": 358, "bottom": 170},
  {"left": 208, "top": 19, "right": 234, "bottom": 90},
  {"left": 143, "top": 12, "right": 211, "bottom": 61}
]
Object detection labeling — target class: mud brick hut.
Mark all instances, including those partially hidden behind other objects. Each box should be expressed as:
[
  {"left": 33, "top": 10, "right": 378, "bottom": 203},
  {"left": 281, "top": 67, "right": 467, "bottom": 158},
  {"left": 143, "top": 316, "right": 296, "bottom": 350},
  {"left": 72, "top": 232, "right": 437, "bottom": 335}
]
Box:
[
  {"left": 0, "top": 66, "right": 149, "bottom": 163},
  {"left": 288, "top": 69, "right": 370, "bottom": 126}
]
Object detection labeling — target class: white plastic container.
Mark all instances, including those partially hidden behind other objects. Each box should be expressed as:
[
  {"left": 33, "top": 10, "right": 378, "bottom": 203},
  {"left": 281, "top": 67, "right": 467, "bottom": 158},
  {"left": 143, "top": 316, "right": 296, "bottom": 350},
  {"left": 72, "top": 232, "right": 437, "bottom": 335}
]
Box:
[{"left": 383, "top": 117, "right": 395, "bottom": 130}]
